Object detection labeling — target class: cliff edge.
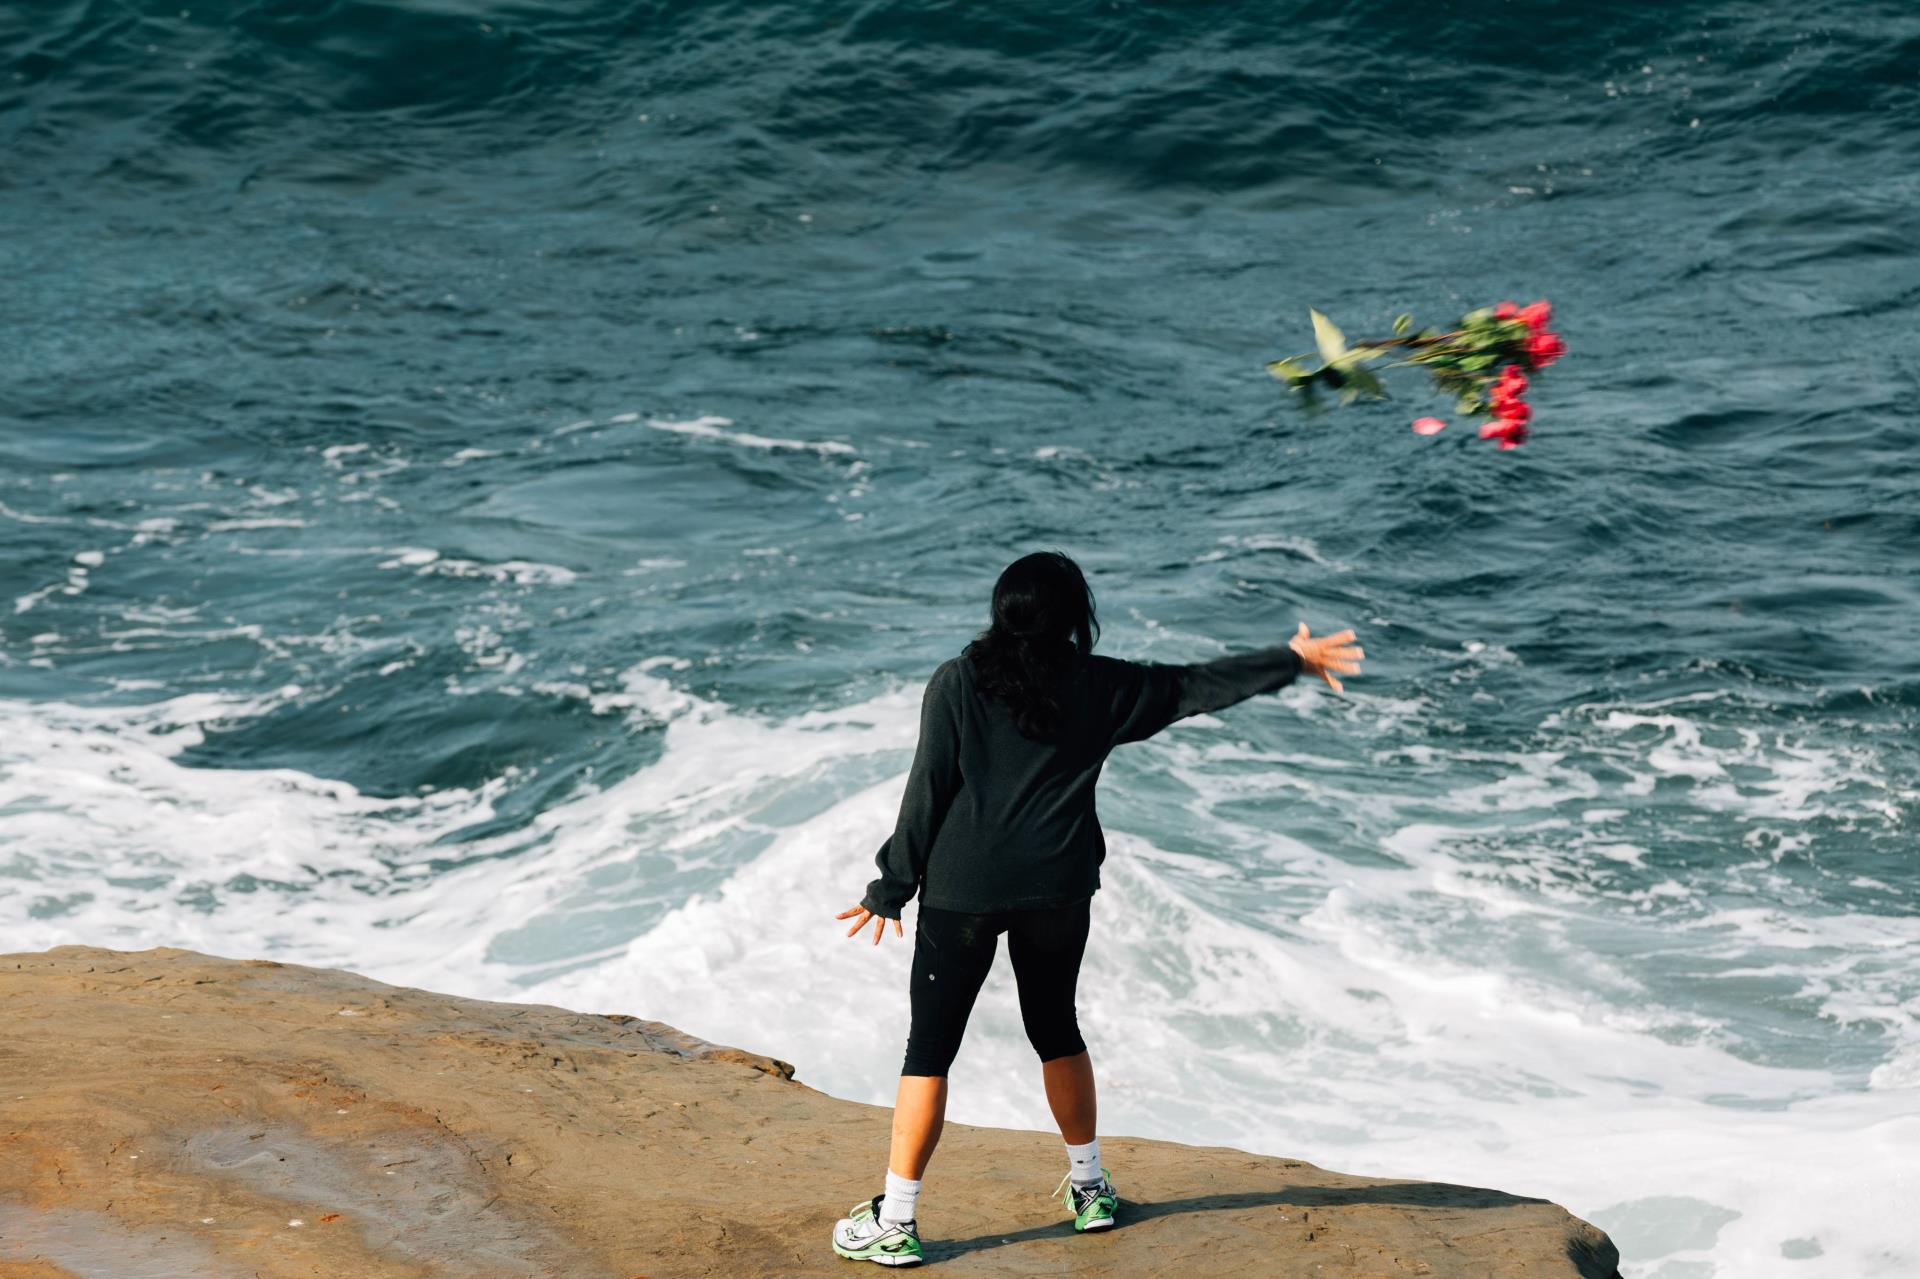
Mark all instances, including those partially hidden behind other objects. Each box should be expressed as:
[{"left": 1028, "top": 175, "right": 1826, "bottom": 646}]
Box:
[{"left": 0, "top": 947, "right": 1620, "bottom": 1278}]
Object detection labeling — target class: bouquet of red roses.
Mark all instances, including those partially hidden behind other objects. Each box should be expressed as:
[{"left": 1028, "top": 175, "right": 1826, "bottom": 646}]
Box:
[{"left": 1267, "top": 299, "right": 1565, "bottom": 450}]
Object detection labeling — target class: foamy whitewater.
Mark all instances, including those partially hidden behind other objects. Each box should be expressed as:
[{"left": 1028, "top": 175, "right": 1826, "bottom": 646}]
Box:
[
  {"left": 4, "top": 3, "right": 1918, "bottom": 1275},
  {"left": 5, "top": 631, "right": 1915, "bottom": 1277}
]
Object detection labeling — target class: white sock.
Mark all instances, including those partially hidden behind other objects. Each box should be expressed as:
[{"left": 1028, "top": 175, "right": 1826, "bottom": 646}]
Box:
[
  {"left": 1066, "top": 1137, "right": 1102, "bottom": 1185},
  {"left": 881, "top": 1169, "right": 921, "bottom": 1225}
]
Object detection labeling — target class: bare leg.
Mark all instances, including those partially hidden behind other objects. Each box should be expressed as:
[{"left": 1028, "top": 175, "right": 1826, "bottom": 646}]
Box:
[
  {"left": 888, "top": 1074, "right": 948, "bottom": 1179},
  {"left": 1041, "top": 1049, "right": 1096, "bottom": 1145}
]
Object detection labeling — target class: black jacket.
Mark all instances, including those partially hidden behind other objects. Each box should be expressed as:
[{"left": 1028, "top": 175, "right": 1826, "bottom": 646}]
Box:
[{"left": 860, "top": 642, "right": 1304, "bottom": 917}]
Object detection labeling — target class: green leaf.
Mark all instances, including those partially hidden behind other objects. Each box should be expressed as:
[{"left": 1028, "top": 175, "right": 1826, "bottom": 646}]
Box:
[
  {"left": 1393, "top": 312, "right": 1413, "bottom": 336},
  {"left": 1342, "top": 365, "right": 1385, "bottom": 400},
  {"left": 1310, "top": 309, "right": 1348, "bottom": 363},
  {"left": 1265, "top": 356, "right": 1314, "bottom": 384}
]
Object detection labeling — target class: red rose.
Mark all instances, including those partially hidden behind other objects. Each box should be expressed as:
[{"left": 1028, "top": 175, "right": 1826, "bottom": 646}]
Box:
[
  {"left": 1526, "top": 332, "right": 1566, "bottom": 367},
  {"left": 1411, "top": 416, "right": 1447, "bottom": 435},
  {"left": 1493, "top": 397, "right": 1532, "bottom": 425},
  {"left": 1516, "top": 300, "right": 1552, "bottom": 332},
  {"left": 1494, "top": 301, "right": 1520, "bottom": 319},
  {"left": 1478, "top": 420, "right": 1529, "bottom": 448},
  {"left": 1492, "top": 366, "right": 1528, "bottom": 401}
]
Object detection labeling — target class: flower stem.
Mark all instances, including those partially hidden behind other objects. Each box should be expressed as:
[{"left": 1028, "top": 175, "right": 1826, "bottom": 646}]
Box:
[{"left": 1350, "top": 330, "right": 1462, "bottom": 351}]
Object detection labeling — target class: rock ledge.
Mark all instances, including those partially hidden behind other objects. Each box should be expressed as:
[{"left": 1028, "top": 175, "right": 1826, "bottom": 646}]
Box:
[{"left": 0, "top": 947, "right": 1621, "bottom": 1278}]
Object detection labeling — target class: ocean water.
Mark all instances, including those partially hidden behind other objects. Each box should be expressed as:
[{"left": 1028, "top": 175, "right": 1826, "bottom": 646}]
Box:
[{"left": 3, "top": 2, "right": 1918, "bottom": 1274}]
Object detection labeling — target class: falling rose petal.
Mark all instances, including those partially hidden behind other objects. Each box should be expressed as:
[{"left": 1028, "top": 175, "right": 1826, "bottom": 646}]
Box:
[{"left": 1411, "top": 416, "right": 1447, "bottom": 435}]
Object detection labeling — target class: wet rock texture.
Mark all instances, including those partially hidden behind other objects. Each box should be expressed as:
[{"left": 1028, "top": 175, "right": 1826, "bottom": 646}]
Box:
[{"left": 1, "top": 947, "right": 1621, "bottom": 1278}]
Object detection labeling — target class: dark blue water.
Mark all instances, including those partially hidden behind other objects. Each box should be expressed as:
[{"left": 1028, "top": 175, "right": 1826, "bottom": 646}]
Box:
[{"left": 3, "top": 4, "right": 1917, "bottom": 1274}]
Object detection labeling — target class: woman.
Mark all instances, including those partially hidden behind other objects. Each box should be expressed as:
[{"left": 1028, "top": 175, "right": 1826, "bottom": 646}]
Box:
[{"left": 829, "top": 550, "right": 1363, "bottom": 1266}]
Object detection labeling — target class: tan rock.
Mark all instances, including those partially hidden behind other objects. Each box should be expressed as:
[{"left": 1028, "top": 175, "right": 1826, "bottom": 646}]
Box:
[{"left": 0, "top": 947, "right": 1620, "bottom": 1278}]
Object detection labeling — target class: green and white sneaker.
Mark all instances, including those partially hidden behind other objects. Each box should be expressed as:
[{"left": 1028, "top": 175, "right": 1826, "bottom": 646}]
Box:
[
  {"left": 1054, "top": 1166, "right": 1119, "bottom": 1231},
  {"left": 831, "top": 1192, "right": 925, "bottom": 1266}
]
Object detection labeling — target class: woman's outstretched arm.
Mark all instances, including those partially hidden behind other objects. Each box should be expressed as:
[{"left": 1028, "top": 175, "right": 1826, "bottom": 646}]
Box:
[{"left": 1104, "top": 622, "right": 1363, "bottom": 747}]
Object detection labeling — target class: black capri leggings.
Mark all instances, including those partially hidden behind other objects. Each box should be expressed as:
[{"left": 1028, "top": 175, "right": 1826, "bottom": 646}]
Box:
[{"left": 901, "top": 895, "right": 1092, "bottom": 1077}]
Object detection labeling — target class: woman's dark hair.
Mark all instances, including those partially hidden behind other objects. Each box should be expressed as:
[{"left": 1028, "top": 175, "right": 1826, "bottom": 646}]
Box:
[{"left": 962, "top": 550, "right": 1100, "bottom": 741}]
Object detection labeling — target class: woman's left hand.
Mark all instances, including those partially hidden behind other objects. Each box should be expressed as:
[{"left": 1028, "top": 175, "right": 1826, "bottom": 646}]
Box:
[
  {"left": 1290, "top": 621, "right": 1365, "bottom": 694},
  {"left": 836, "top": 903, "right": 903, "bottom": 946}
]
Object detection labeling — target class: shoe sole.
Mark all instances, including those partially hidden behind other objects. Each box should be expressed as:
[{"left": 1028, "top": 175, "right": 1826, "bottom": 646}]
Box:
[{"left": 1078, "top": 1214, "right": 1116, "bottom": 1231}]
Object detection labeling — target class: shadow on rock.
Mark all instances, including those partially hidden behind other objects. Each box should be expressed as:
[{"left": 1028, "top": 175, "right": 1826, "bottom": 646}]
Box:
[{"left": 934, "top": 1179, "right": 1551, "bottom": 1260}]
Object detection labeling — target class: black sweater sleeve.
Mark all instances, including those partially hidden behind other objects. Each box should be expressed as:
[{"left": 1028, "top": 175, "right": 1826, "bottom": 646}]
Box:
[
  {"left": 1105, "top": 643, "right": 1304, "bottom": 748},
  {"left": 860, "top": 660, "right": 964, "bottom": 918}
]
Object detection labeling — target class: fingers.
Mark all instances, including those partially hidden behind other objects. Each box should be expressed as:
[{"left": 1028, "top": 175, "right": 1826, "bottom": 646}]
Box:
[
  {"left": 1294, "top": 624, "right": 1361, "bottom": 693},
  {"left": 1297, "top": 624, "right": 1363, "bottom": 658},
  {"left": 1319, "top": 650, "right": 1359, "bottom": 677},
  {"left": 1305, "top": 632, "right": 1363, "bottom": 672},
  {"left": 838, "top": 904, "right": 904, "bottom": 943}
]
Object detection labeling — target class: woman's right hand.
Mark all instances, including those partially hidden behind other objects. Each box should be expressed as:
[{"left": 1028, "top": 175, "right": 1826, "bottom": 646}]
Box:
[
  {"left": 1290, "top": 621, "right": 1364, "bottom": 693},
  {"left": 835, "top": 903, "right": 904, "bottom": 946}
]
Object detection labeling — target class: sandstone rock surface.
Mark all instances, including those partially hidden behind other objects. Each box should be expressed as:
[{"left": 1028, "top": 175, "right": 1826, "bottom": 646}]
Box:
[{"left": 0, "top": 947, "right": 1621, "bottom": 1278}]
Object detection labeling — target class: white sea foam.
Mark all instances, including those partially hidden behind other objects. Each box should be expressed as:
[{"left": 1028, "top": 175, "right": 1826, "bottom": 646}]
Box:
[
  {"left": 375, "top": 547, "right": 577, "bottom": 586},
  {"left": 649, "top": 415, "right": 855, "bottom": 455},
  {"left": 623, "top": 557, "right": 687, "bottom": 574},
  {"left": 552, "top": 412, "right": 855, "bottom": 455},
  {"left": 1197, "top": 532, "right": 1352, "bottom": 571}
]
